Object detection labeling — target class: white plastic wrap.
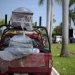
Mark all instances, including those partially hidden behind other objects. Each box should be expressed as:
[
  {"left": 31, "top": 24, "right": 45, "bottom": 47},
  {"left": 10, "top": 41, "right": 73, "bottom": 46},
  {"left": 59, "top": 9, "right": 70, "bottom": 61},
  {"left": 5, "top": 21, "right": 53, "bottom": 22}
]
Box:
[
  {"left": 9, "top": 35, "right": 32, "bottom": 48},
  {"left": 12, "top": 14, "right": 33, "bottom": 30},
  {"left": 21, "top": 18, "right": 33, "bottom": 31},
  {"left": 0, "top": 48, "right": 33, "bottom": 61},
  {"left": 0, "top": 35, "right": 33, "bottom": 61}
]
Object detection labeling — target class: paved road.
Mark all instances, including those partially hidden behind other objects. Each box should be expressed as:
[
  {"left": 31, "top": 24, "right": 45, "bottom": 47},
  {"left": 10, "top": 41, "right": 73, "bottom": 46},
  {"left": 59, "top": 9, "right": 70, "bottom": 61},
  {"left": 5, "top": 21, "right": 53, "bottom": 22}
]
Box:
[{"left": 51, "top": 67, "right": 60, "bottom": 75}]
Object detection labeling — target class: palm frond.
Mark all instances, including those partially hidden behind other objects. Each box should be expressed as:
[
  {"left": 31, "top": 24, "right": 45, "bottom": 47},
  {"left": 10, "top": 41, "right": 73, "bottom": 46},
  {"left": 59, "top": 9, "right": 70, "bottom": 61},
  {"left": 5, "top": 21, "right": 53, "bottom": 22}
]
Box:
[
  {"left": 38, "top": 0, "right": 44, "bottom": 5},
  {"left": 69, "top": 0, "right": 75, "bottom": 7},
  {"left": 55, "top": 0, "right": 62, "bottom": 5}
]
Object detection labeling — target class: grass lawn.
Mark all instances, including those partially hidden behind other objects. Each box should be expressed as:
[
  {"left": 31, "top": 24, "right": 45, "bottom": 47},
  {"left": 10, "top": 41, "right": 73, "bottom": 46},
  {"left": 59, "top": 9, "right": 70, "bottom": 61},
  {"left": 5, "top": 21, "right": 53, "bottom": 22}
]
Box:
[{"left": 51, "top": 43, "right": 75, "bottom": 75}]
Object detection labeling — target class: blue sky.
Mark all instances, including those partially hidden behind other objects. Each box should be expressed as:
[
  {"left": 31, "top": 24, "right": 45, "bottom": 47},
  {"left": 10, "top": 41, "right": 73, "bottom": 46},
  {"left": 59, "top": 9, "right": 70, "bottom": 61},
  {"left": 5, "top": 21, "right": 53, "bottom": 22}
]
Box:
[{"left": 0, "top": 0, "right": 74, "bottom": 28}]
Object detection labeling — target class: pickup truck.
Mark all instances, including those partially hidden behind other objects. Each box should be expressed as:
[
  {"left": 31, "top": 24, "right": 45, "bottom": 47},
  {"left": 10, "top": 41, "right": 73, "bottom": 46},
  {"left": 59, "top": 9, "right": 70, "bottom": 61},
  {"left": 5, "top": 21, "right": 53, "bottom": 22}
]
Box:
[{"left": 0, "top": 25, "right": 52, "bottom": 75}]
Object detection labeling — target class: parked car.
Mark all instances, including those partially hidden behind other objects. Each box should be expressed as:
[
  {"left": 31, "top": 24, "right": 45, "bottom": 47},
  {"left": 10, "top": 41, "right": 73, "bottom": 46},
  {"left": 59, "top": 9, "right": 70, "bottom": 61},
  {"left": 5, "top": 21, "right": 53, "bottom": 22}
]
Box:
[{"left": 52, "top": 35, "right": 62, "bottom": 44}]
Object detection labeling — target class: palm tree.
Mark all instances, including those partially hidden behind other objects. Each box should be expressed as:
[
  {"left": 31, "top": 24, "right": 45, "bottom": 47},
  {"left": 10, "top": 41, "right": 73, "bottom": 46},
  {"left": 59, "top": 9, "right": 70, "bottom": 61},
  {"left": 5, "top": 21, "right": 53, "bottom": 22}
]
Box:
[
  {"left": 69, "top": 0, "right": 75, "bottom": 26},
  {"left": 58, "top": 0, "right": 74, "bottom": 57},
  {"left": 39, "top": 0, "right": 52, "bottom": 49},
  {"left": 38, "top": 0, "right": 70, "bottom": 57},
  {"left": 39, "top": 0, "right": 75, "bottom": 57},
  {"left": 60, "top": 0, "right": 69, "bottom": 57},
  {"left": 39, "top": 0, "right": 62, "bottom": 47},
  {"left": 69, "top": 0, "right": 75, "bottom": 7},
  {"left": 69, "top": 9, "right": 75, "bottom": 28}
]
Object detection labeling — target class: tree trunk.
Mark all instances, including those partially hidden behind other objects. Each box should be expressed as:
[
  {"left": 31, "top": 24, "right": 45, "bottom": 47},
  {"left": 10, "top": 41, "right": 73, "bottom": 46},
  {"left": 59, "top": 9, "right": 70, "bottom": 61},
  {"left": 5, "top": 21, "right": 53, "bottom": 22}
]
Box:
[
  {"left": 46, "top": 0, "right": 51, "bottom": 48},
  {"left": 46, "top": 0, "right": 51, "bottom": 35},
  {"left": 50, "top": 0, "right": 53, "bottom": 44},
  {"left": 74, "top": 5, "right": 75, "bottom": 25},
  {"left": 60, "top": 0, "right": 69, "bottom": 57}
]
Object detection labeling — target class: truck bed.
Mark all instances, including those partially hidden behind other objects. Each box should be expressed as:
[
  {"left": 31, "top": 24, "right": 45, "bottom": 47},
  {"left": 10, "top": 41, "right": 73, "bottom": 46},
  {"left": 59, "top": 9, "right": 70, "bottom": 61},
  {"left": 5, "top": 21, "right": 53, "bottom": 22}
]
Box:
[{"left": 0, "top": 53, "right": 52, "bottom": 75}]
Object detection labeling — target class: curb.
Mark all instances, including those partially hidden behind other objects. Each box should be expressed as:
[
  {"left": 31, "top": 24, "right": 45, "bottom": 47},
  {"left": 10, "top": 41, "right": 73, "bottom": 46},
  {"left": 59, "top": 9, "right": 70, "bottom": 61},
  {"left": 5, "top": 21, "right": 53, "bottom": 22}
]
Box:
[{"left": 51, "top": 67, "right": 60, "bottom": 75}]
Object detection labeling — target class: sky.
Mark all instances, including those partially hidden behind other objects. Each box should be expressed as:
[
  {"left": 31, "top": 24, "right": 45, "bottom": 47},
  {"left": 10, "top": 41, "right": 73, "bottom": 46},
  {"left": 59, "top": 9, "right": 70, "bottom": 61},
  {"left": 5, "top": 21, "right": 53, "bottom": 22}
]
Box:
[{"left": 0, "top": 0, "right": 74, "bottom": 29}]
